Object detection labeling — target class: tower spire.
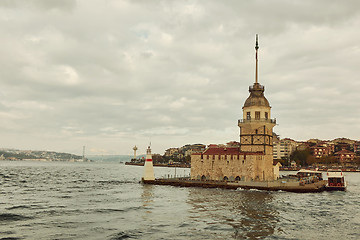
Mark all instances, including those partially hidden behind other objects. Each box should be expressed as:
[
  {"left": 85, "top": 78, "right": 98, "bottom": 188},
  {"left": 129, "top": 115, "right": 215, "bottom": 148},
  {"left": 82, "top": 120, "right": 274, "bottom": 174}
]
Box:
[{"left": 255, "top": 34, "right": 259, "bottom": 84}]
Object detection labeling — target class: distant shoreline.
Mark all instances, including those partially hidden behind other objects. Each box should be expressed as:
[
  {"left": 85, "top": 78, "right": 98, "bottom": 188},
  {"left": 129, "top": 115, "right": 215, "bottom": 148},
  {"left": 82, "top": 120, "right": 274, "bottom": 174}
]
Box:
[
  {"left": 124, "top": 162, "right": 359, "bottom": 172},
  {"left": 125, "top": 162, "right": 190, "bottom": 168},
  {"left": 280, "top": 167, "right": 360, "bottom": 172}
]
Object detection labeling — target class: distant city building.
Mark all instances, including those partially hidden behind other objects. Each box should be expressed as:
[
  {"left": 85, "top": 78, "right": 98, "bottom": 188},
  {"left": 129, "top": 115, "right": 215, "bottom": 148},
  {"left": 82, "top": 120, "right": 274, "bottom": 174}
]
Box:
[
  {"left": 334, "top": 149, "right": 355, "bottom": 165},
  {"left": 164, "top": 144, "right": 206, "bottom": 159},
  {"left": 354, "top": 141, "right": 360, "bottom": 155},
  {"left": 334, "top": 142, "right": 351, "bottom": 152},
  {"left": 183, "top": 144, "right": 206, "bottom": 157},
  {"left": 296, "top": 142, "right": 310, "bottom": 151},
  {"left": 332, "top": 138, "right": 356, "bottom": 145},
  {"left": 311, "top": 142, "right": 334, "bottom": 159},
  {"left": 164, "top": 147, "right": 179, "bottom": 157},
  {"left": 0, "top": 149, "right": 83, "bottom": 162},
  {"left": 273, "top": 138, "right": 297, "bottom": 160},
  {"left": 307, "top": 139, "right": 322, "bottom": 145}
]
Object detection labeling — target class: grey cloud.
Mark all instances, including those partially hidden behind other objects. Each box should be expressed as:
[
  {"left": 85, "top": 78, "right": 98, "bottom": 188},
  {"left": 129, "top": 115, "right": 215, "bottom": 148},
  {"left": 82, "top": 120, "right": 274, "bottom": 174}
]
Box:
[
  {"left": 1, "top": 0, "right": 360, "bottom": 155},
  {"left": 0, "top": 0, "right": 76, "bottom": 11}
]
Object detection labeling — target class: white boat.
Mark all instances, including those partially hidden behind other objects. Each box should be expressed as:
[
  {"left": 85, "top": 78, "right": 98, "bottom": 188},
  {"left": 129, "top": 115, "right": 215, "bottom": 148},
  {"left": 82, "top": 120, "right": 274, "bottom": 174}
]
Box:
[
  {"left": 326, "top": 169, "right": 346, "bottom": 191},
  {"left": 296, "top": 169, "right": 323, "bottom": 183}
]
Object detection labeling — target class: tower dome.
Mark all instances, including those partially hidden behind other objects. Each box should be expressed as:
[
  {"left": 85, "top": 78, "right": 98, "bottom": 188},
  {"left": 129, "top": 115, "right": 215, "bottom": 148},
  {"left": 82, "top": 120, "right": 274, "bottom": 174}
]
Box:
[{"left": 243, "top": 82, "right": 270, "bottom": 108}]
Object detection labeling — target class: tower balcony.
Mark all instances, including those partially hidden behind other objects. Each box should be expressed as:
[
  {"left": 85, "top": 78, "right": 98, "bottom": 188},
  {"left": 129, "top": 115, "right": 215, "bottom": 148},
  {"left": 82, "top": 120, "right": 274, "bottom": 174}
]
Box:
[
  {"left": 238, "top": 118, "right": 276, "bottom": 125},
  {"left": 249, "top": 84, "right": 264, "bottom": 92}
]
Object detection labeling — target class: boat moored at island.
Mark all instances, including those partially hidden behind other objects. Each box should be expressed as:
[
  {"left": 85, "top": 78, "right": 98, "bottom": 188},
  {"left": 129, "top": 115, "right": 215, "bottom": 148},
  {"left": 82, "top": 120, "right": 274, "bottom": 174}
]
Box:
[
  {"left": 296, "top": 169, "right": 323, "bottom": 185},
  {"left": 326, "top": 169, "right": 346, "bottom": 191}
]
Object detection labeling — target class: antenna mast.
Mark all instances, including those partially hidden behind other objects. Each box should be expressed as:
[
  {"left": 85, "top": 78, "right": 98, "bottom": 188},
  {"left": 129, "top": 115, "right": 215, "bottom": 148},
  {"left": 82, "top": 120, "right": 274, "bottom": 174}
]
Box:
[{"left": 255, "top": 34, "right": 259, "bottom": 84}]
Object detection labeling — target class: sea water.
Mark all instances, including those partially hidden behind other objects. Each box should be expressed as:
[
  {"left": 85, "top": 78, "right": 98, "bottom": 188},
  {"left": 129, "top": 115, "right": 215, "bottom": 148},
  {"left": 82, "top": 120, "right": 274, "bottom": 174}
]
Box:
[{"left": 0, "top": 161, "right": 359, "bottom": 239}]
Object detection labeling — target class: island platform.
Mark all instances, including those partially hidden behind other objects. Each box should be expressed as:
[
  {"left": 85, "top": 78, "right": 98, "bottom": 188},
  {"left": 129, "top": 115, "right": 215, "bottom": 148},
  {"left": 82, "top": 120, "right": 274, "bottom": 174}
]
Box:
[{"left": 142, "top": 178, "right": 327, "bottom": 193}]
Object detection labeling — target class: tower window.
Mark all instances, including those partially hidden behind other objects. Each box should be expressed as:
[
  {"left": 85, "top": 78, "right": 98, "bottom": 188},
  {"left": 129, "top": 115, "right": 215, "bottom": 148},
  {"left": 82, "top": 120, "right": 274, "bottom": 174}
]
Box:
[
  {"left": 246, "top": 112, "right": 251, "bottom": 120},
  {"left": 255, "top": 111, "right": 260, "bottom": 120},
  {"left": 265, "top": 112, "right": 268, "bottom": 119}
]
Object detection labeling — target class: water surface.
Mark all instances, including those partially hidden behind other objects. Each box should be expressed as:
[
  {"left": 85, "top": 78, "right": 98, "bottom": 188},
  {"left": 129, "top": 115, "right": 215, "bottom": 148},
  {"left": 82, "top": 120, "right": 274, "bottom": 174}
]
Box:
[{"left": 0, "top": 161, "right": 359, "bottom": 239}]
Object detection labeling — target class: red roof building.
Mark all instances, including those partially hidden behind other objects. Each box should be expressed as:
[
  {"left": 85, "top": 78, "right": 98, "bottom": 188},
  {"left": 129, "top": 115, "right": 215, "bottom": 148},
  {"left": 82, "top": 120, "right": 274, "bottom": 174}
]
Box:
[
  {"left": 311, "top": 142, "right": 334, "bottom": 158},
  {"left": 334, "top": 149, "right": 355, "bottom": 164}
]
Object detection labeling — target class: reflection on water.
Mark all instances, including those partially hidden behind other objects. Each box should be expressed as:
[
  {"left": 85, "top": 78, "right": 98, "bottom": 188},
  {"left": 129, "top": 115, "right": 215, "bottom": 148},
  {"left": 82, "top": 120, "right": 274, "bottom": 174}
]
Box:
[
  {"left": 187, "top": 188, "right": 279, "bottom": 239},
  {"left": 233, "top": 190, "right": 278, "bottom": 239},
  {"left": 141, "top": 185, "right": 154, "bottom": 215}
]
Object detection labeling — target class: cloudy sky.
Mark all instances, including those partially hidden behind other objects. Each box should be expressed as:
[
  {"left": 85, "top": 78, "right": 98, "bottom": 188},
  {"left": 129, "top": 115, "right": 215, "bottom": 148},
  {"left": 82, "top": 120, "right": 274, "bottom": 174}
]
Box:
[{"left": 1, "top": 0, "right": 360, "bottom": 155}]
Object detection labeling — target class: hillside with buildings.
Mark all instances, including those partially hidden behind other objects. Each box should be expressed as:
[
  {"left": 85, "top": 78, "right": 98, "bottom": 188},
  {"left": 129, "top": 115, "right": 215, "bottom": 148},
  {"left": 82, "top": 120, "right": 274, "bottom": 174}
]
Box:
[
  {"left": 87, "top": 155, "right": 135, "bottom": 163},
  {"left": 273, "top": 137, "right": 360, "bottom": 167},
  {"left": 2, "top": 136, "right": 360, "bottom": 167},
  {"left": 0, "top": 149, "right": 86, "bottom": 162},
  {"left": 128, "top": 143, "right": 206, "bottom": 167},
  {"left": 129, "top": 137, "right": 360, "bottom": 168}
]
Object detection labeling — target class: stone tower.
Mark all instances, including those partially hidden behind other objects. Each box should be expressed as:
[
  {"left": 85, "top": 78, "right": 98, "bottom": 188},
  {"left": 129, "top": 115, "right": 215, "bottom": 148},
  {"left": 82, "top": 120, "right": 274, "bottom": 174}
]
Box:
[
  {"left": 190, "top": 35, "right": 277, "bottom": 182},
  {"left": 237, "top": 35, "right": 276, "bottom": 181},
  {"left": 133, "top": 145, "right": 138, "bottom": 159},
  {"left": 238, "top": 82, "right": 276, "bottom": 153}
]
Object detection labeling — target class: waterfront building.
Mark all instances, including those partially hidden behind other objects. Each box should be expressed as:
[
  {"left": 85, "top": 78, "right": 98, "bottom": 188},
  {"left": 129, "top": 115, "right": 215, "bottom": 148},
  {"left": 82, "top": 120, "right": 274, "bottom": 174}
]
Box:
[
  {"left": 334, "top": 149, "right": 355, "bottom": 165},
  {"left": 191, "top": 35, "right": 277, "bottom": 182},
  {"left": 273, "top": 138, "right": 297, "bottom": 160}
]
